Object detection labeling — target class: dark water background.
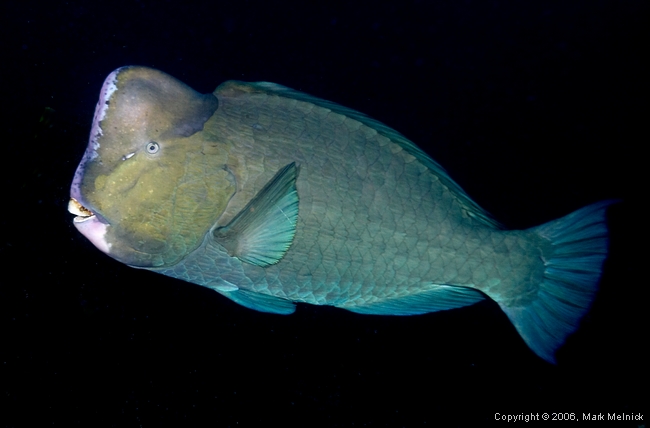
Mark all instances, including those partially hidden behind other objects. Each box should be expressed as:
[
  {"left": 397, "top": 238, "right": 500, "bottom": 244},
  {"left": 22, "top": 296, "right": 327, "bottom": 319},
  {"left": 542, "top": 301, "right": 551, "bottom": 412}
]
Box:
[{"left": 1, "top": 1, "right": 646, "bottom": 426}]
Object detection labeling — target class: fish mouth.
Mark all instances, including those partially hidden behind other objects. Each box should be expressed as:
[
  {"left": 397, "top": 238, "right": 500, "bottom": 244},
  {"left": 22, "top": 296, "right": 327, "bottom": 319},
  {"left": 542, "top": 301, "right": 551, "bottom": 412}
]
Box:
[
  {"left": 68, "top": 197, "right": 95, "bottom": 222},
  {"left": 68, "top": 197, "right": 112, "bottom": 255},
  {"left": 68, "top": 198, "right": 108, "bottom": 224}
]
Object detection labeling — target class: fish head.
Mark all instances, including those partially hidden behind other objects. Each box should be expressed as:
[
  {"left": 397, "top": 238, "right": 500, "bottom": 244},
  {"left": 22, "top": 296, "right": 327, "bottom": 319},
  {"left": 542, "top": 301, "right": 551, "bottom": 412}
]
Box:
[{"left": 69, "top": 66, "right": 235, "bottom": 268}]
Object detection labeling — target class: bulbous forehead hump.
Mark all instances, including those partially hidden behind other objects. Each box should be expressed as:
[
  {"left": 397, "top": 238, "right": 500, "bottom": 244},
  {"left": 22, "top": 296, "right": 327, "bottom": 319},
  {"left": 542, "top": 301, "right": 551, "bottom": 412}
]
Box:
[{"left": 109, "top": 66, "right": 219, "bottom": 139}]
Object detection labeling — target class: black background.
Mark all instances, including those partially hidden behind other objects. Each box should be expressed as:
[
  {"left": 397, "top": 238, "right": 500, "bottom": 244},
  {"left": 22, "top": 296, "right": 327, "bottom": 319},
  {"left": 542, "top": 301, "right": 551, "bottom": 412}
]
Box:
[{"left": 1, "top": 1, "right": 646, "bottom": 426}]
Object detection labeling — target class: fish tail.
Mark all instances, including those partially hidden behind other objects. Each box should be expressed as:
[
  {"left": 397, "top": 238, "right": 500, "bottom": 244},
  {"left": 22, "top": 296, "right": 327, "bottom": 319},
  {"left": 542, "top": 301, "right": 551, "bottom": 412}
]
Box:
[{"left": 499, "top": 201, "right": 616, "bottom": 363}]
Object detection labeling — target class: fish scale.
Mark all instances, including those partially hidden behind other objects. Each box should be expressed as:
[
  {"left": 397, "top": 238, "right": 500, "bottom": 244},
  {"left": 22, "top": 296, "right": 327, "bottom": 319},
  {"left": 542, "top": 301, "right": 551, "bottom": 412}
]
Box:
[
  {"left": 213, "top": 89, "right": 500, "bottom": 303},
  {"left": 69, "top": 66, "right": 614, "bottom": 362}
]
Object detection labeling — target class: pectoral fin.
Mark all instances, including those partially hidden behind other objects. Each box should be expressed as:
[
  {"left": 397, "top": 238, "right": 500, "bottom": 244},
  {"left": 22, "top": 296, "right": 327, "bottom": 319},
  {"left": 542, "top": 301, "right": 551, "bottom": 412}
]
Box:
[{"left": 213, "top": 163, "right": 299, "bottom": 267}]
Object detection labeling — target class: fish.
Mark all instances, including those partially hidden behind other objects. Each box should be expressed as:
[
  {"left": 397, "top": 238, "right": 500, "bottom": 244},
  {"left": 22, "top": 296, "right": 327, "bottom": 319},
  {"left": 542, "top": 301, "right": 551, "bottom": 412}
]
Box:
[{"left": 69, "top": 66, "right": 613, "bottom": 363}]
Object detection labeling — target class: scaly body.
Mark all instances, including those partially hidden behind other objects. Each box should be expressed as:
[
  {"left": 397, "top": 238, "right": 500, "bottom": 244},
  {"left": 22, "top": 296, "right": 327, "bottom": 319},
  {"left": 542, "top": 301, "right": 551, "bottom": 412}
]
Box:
[{"left": 70, "top": 67, "right": 612, "bottom": 362}]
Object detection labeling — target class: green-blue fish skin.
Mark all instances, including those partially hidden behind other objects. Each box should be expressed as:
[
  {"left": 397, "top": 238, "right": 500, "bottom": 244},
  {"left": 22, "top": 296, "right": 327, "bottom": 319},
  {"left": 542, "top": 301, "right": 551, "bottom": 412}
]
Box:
[{"left": 69, "top": 66, "right": 614, "bottom": 363}]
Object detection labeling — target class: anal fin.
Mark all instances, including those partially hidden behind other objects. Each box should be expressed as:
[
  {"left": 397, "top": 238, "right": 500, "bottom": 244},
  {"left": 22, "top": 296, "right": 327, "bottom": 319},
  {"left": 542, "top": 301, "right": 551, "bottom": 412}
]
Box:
[{"left": 342, "top": 284, "right": 485, "bottom": 315}]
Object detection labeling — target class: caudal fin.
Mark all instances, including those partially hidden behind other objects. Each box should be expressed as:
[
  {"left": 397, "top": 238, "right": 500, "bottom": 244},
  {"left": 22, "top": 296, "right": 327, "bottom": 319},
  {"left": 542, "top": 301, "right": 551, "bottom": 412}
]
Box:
[{"left": 500, "top": 201, "right": 615, "bottom": 363}]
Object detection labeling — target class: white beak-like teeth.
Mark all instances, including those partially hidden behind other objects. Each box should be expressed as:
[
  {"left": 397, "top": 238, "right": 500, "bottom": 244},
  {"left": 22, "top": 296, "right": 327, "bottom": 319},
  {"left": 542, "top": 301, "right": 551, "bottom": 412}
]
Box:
[{"left": 68, "top": 198, "right": 95, "bottom": 222}]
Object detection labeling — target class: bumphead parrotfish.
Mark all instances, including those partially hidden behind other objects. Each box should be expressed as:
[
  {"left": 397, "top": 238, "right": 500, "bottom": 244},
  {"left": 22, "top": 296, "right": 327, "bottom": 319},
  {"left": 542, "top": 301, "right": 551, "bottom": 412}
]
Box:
[{"left": 69, "top": 66, "right": 613, "bottom": 363}]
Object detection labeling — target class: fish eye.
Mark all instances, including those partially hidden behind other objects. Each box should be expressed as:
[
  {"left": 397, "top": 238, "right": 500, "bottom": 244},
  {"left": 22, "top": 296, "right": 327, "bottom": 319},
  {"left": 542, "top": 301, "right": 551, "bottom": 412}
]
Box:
[{"left": 145, "top": 141, "right": 160, "bottom": 154}]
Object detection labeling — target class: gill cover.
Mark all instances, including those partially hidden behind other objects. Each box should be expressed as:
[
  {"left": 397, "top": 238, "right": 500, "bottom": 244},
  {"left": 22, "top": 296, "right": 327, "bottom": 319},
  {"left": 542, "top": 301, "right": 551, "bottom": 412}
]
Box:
[{"left": 71, "top": 66, "right": 233, "bottom": 267}]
